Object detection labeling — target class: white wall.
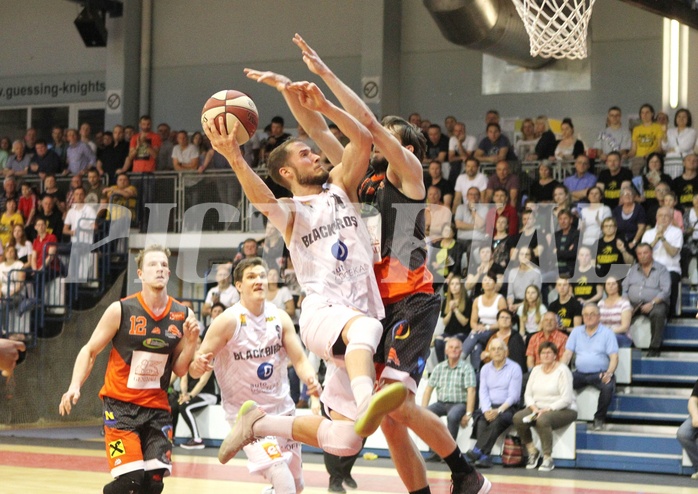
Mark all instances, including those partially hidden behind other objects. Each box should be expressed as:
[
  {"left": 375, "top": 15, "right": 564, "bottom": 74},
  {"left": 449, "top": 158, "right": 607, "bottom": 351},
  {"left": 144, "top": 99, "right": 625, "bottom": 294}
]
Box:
[{"left": 0, "top": 0, "right": 673, "bottom": 144}]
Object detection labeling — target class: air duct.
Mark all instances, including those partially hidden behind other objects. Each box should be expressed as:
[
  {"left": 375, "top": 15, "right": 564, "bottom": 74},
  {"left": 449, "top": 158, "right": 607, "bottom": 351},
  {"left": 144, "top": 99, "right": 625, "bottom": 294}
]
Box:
[{"left": 423, "top": 0, "right": 551, "bottom": 69}]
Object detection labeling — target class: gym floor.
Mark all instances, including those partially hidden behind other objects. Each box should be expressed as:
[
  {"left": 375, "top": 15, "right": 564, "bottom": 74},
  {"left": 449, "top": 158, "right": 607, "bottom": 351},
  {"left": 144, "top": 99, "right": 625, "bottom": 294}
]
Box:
[{"left": 0, "top": 425, "right": 696, "bottom": 493}]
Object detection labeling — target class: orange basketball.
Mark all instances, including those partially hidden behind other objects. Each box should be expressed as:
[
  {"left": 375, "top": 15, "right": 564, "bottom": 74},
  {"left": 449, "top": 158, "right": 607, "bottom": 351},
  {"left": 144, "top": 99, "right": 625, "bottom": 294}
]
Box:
[{"left": 201, "top": 90, "right": 258, "bottom": 144}]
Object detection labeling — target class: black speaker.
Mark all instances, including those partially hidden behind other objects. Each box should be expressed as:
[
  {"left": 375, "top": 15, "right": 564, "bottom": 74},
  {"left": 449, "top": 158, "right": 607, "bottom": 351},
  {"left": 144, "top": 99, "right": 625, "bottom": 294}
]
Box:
[{"left": 74, "top": 6, "right": 107, "bottom": 47}]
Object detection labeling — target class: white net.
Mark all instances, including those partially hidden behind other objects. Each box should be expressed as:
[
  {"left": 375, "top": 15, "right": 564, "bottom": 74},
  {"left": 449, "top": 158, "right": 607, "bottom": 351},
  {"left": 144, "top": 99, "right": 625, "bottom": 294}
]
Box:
[{"left": 512, "top": 0, "right": 596, "bottom": 60}]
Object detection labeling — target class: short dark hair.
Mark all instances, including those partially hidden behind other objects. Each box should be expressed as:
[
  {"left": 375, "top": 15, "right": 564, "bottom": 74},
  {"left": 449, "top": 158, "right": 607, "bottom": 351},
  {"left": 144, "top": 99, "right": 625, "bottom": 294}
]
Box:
[
  {"left": 267, "top": 138, "right": 300, "bottom": 189},
  {"left": 271, "top": 116, "right": 285, "bottom": 126},
  {"left": 562, "top": 117, "right": 574, "bottom": 129},
  {"left": 639, "top": 104, "right": 655, "bottom": 120},
  {"left": 675, "top": 108, "right": 693, "bottom": 128},
  {"left": 497, "top": 308, "right": 514, "bottom": 320},
  {"left": 538, "top": 341, "right": 559, "bottom": 356},
  {"left": 381, "top": 115, "right": 426, "bottom": 162},
  {"left": 607, "top": 151, "right": 622, "bottom": 161},
  {"left": 35, "top": 138, "right": 47, "bottom": 146},
  {"left": 233, "top": 257, "right": 267, "bottom": 284},
  {"left": 486, "top": 122, "right": 501, "bottom": 132}
]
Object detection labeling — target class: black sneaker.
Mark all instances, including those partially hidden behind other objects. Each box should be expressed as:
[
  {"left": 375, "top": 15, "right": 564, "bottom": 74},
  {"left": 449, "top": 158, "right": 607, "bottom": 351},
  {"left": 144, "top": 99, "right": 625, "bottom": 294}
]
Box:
[
  {"left": 343, "top": 476, "right": 358, "bottom": 489},
  {"left": 180, "top": 438, "right": 205, "bottom": 450},
  {"left": 450, "top": 469, "right": 492, "bottom": 494},
  {"left": 328, "top": 479, "right": 346, "bottom": 493},
  {"left": 474, "top": 455, "right": 492, "bottom": 468}
]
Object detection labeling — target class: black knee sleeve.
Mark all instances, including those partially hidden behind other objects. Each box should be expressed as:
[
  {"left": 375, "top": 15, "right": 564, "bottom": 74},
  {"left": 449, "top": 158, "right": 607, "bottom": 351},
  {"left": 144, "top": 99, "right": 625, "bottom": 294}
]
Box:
[
  {"left": 103, "top": 470, "right": 143, "bottom": 494},
  {"left": 143, "top": 468, "right": 166, "bottom": 494}
]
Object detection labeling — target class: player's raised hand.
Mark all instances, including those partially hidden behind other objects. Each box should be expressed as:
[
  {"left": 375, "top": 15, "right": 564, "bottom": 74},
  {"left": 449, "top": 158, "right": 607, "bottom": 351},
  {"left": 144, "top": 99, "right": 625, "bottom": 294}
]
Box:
[
  {"left": 191, "top": 352, "right": 214, "bottom": 375},
  {"left": 59, "top": 387, "right": 80, "bottom": 416},
  {"left": 204, "top": 117, "right": 243, "bottom": 163},
  {"left": 183, "top": 315, "right": 201, "bottom": 343},
  {"left": 287, "top": 82, "right": 328, "bottom": 113},
  {"left": 244, "top": 69, "right": 291, "bottom": 92},
  {"left": 293, "top": 34, "right": 330, "bottom": 77}
]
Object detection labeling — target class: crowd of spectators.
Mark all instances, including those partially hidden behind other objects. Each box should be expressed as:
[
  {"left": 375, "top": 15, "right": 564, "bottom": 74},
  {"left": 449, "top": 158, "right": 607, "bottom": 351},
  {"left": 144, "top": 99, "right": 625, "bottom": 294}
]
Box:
[{"left": 4, "top": 102, "right": 698, "bottom": 472}]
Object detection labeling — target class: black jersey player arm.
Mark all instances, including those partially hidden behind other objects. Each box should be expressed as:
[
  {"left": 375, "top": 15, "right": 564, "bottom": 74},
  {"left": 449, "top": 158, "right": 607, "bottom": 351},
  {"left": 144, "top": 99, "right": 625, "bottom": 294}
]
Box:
[
  {"left": 245, "top": 68, "right": 345, "bottom": 167},
  {"left": 293, "top": 33, "right": 425, "bottom": 201},
  {"left": 286, "top": 82, "right": 372, "bottom": 202}
]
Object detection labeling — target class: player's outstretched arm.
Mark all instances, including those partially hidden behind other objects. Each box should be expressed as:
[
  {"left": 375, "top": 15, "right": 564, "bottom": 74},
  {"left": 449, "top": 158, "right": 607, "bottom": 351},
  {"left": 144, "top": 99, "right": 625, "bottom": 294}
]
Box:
[
  {"left": 279, "top": 310, "right": 321, "bottom": 397},
  {"left": 245, "top": 68, "right": 344, "bottom": 166},
  {"left": 59, "top": 302, "right": 121, "bottom": 416},
  {"left": 294, "top": 33, "right": 425, "bottom": 199},
  {"left": 172, "top": 309, "right": 201, "bottom": 377},
  {"left": 204, "top": 118, "right": 291, "bottom": 235},
  {"left": 288, "top": 81, "right": 371, "bottom": 198},
  {"left": 190, "top": 310, "right": 237, "bottom": 379}
]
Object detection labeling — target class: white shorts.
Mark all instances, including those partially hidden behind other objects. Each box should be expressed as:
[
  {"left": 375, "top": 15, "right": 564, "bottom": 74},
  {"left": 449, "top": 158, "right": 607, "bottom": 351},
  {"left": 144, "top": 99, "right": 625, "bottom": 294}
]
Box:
[
  {"left": 320, "top": 360, "right": 358, "bottom": 421},
  {"left": 299, "top": 295, "right": 365, "bottom": 364},
  {"left": 242, "top": 435, "right": 302, "bottom": 479}
]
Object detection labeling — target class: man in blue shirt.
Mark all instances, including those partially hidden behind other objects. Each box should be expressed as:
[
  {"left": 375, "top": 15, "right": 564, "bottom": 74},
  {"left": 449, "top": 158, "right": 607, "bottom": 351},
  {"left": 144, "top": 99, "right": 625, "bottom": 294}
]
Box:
[
  {"left": 562, "top": 303, "right": 619, "bottom": 430},
  {"left": 466, "top": 337, "right": 522, "bottom": 468},
  {"left": 563, "top": 155, "right": 597, "bottom": 203}
]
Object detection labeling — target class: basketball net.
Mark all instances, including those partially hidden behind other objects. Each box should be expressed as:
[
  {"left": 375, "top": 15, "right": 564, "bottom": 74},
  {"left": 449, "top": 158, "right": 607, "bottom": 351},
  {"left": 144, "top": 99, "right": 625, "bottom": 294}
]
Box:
[{"left": 512, "top": 0, "right": 596, "bottom": 60}]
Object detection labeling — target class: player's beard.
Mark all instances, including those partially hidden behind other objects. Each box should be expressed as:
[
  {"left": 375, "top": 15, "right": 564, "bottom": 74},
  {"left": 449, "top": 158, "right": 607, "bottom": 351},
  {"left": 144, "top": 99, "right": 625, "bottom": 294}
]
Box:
[
  {"left": 370, "top": 155, "right": 388, "bottom": 173},
  {"left": 297, "top": 168, "right": 329, "bottom": 186}
]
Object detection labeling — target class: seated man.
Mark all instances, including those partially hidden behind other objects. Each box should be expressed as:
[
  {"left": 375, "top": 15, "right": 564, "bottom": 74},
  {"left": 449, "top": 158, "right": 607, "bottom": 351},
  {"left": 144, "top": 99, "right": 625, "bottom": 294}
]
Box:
[
  {"left": 641, "top": 207, "right": 682, "bottom": 318},
  {"left": 563, "top": 155, "right": 597, "bottom": 203},
  {"left": 676, "top": 378, "right": 698, "bottom": 480},
  {"left": 421, "top": 338, "right": 476, "bottom": 461},
  {"left": 526, "top": 311, "right": 568, "bottom": 371},
  {"left": 466, "top": 338, "right": 522, "bottom": 468},
  {"left": 562, "top": 303, "right": 618, "bottom": 431},
  {"left": 622, "top": 243, "right": 671, "bottom": 357},
  {"left": 547, "top": 276, "right": 582, "bottom": 333}
]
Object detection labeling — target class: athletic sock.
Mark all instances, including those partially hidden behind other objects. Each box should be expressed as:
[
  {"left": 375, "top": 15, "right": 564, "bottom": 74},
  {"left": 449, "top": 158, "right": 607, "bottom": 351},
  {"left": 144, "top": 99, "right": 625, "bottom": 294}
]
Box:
[
  {"left": 444, "top": 446, "right": 473, "bottom": 474},
  {"left": 350, "top": 375, "right": 374, "bottom": 416},
  {"left": 409, "top": 487, "right": 431, "bottom": 494},
  {"left": 252, "top": 415, "right": 294, "bottom": 439}
]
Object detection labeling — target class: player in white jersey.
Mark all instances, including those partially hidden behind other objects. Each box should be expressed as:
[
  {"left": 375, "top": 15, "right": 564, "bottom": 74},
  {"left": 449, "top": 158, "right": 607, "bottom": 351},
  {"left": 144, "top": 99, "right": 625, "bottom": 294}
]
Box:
[
  {"left": 203, "top": 81, "right": 408, "bottom": 464},
  {"left": 191, "top": 258, "right": 318, "bottom": 494},
  {"left": 246, "top": 34, "right": 490, "bottom": 494}
]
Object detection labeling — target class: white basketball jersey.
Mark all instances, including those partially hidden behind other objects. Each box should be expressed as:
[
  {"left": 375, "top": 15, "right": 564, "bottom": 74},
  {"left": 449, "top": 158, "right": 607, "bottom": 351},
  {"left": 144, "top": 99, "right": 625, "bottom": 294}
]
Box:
[
  {"left": 215, "top": 302, "right": 294, "bottom": 421},
  {"left": 288, "top": 183, "right": 384, "bottom": 319}
]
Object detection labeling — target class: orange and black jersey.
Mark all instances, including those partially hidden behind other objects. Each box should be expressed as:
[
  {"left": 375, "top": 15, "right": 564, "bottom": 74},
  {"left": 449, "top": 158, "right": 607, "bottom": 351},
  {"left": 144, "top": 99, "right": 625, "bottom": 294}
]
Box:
[
  {"left": 99, "top": 293, "right": 188, "bottom": 411},
  {"left": 358, "top": 167, "right": 433, "bottom": 304}
]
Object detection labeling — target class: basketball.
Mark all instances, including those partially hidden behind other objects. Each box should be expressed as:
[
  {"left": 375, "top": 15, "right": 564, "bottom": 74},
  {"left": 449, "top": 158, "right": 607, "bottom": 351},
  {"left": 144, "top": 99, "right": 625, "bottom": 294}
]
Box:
[{"left": 201, "top": 90, "right": 258, "bottom": 144}]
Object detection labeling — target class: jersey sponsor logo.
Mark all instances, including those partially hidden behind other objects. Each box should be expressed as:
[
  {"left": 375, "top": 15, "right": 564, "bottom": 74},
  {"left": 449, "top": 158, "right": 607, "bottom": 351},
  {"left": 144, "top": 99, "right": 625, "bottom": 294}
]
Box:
[
  {"left": 257, "top": 362, "right": 274, "bottom": 380},
  {"left": 104, "top": 410, "right": 117, "bottom": 427},
  {"left": 333, "top": 263, "right": 368, "bottom": 282},
  {"left": 233, "top": 343, "right": 282, "bottom": 361},
  {"left": 387, "top": 347, "right": 400, "bottom": 366},
  {"left": 392, "top": 321, "right": 411, "bottom": 340},
  {"left": 143, "top": 338, "right": 167, "bottom": 349},
  {"left": 262, "top": 441, "right": 283, "bottom": 459},
  {"left": 109, "top": 439, "right": 126, "bottom": 458},
  {"left": 331, "top": 239, "right": 349, "bottom": 261},
  {"left": 240, "top": 314, "right": 247, "bottom": 326},
  {"left": 266, "top": 316, "right": 275, "bottom": 322},
  {"left": 169, "top": 311, "right": 185, "bottom": 321},
  {"left": 162, "top": 425, "right": 173, "bottom": 442},
  {"left": 166, "top": 324, "right": 182, "bottom": 339},
  {"left": 151, "top": 327, "right": 161, "bottom": 335},
  {"left": 300, "top": 216, "right": 359, "bottom": 247},
  {"left": 135, "top": 359, "right": 160, "bottom": 377}
]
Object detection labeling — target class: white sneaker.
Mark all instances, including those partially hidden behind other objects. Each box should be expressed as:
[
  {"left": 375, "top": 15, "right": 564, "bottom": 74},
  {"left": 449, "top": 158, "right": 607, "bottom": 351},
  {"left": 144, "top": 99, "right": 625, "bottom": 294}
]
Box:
[
  {"left": 522, "top": 412, "right": 538, "bottom": 424},
  {"left": 526, "top": 449, "right": 540, "bottom": 469},
  {"left": 260, "top": 487, "right": 274, "bottom": 494},
  {"left": 539, "top": 457, "right": 555, "bottom": 472}
]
